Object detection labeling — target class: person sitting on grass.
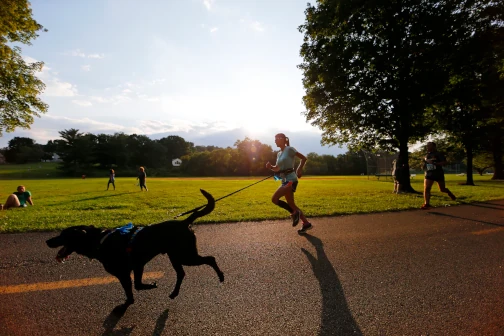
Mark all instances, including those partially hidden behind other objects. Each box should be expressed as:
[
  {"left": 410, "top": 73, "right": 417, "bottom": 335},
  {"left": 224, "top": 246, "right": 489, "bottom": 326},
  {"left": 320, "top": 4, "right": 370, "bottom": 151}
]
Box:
[{"left": 1, "top": 185, "right": 34, "bottom": 210}]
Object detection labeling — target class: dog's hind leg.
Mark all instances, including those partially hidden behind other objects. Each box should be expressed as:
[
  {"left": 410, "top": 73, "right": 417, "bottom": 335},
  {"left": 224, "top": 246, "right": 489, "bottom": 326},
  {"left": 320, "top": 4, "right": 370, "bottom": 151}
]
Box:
[
  {"left": 183, "top": 255, "right": 225, "bottom": 283},
  {"left": 133, "top": 265, "right": 158, "bottom": 291},
  {"left": 118, "top": 274, "right": 135, "bottom": 305},
  {"left": 168, "top": 257, "right": 185, "bottom": 299}
]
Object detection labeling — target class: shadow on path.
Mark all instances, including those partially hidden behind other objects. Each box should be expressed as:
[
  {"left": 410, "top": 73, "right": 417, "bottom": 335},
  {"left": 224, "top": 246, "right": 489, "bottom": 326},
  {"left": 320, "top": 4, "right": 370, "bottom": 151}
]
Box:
[
  {"left": 428, "top": 211, "right": 504, "bottom": 227},
  {"left": 102, "top": 304, "right": 134, "bottom": 336},
  {"left": 152, "top": 309, "right": 169, "bottom": 336},
  {"left": 463, "top": 201, "right": 504, "bottom": 211},
  {"left": 101, "top": 304, "right": 169, "bottom": 336},
  {"left": 300, "top": 233, "right": 362, "bottom": 336}
]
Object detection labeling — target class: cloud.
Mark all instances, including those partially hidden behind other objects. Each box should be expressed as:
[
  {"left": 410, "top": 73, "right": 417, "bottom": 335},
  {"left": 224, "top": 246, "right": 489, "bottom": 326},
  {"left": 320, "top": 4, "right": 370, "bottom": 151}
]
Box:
[
  {"left": 23, "top": 56, "right": 40, "bottom": 64},
  {"left": 23, "top": 56, "right": 51, "bottom": 78},
  {"left": 250, "top": 21, "right": 265, "bottom": 32},
  {"left": 87, "top": 53, "right": 105, "bottom": 59},
  {"left": 72, "top": 100, "right": 92, "bottom": 107},
  {"left": 42, "top": 114, "right": 142, "bottom": 134},
  {"left": 81, "top": 65, "right": 91, "bottom": 72},
  {"left": 43, "top": 78, "right": 78, "bottom": 97},
  {"left": 149, "top": 79, "right": 166, "bottom": 85},
  {"left": 203, "top": 0, "right": 214, "bottom": 11},
  {"left": 89, "top": 94, "right": 131, "bottom": 105},
  {"left": 65, "top": 49, "right": 105, "bottom": 59},
  {"left": 210, "top": 27, "right": 218, "bottom": 33},
  {"left": 24, "top": 55, "right": 78, "bottom": 97}
]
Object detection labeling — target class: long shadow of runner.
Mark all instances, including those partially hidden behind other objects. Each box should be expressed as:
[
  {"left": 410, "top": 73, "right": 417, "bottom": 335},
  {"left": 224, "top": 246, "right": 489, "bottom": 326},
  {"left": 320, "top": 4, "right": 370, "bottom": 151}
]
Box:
[
  {"left": 428, "top": 211, "right": 504, "bottom": 227},
  {"left": 49, "top": 192, "right": 137, "bottom": 207},
  {"left": 300, "top": 233, "right": 362, "bottom": 336}
]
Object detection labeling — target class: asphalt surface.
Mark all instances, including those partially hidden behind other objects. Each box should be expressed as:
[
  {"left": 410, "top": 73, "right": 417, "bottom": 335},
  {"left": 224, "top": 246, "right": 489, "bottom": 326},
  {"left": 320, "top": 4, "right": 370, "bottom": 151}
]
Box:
[{"left": 1, "top": 200, "right": 504, "bottom": 336}]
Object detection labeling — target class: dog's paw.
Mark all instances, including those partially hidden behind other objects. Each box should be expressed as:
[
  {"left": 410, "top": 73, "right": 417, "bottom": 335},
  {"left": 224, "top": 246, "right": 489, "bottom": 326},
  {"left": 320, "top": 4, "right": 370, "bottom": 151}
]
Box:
[
  {"left": 169, "top": 292, "right": 178, "bottom": 299},
  {"left": 218, "top": 272, "right": 224, "bottom": 283},
  {"left": 125, "top": 297, "right": 134, "bottom": 305}
]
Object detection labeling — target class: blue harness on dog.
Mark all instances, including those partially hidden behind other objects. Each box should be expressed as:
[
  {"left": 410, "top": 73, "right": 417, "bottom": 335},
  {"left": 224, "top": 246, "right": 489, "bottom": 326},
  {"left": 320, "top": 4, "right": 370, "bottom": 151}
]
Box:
[{"left": 100, "top": 222, "right": 144, "bottom": 254}]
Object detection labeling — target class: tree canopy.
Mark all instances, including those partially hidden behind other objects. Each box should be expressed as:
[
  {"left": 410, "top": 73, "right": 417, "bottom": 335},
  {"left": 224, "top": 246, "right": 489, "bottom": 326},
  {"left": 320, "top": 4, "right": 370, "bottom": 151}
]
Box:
[
  {"left": 299, "top": 0, "right": 504, "bottom": 185},
  {"left": 0, "top": 0, "right": 47, "bottom": 136}
]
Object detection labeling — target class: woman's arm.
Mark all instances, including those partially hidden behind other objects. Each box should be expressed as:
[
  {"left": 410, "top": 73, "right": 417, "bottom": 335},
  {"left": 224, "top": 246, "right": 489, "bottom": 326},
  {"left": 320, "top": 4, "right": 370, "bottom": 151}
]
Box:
[
  {"left": 265, "top": 161, "right": 280, "bottom": 172},
  {"left": 295, "top": 152, "right": 307, "bottom": 178}
]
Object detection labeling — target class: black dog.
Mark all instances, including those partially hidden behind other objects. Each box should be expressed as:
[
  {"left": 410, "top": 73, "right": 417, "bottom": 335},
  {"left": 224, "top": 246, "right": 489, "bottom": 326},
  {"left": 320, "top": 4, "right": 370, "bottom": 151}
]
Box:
[{"left": 46, "top": 189, "right": 224, "bottom": 305}]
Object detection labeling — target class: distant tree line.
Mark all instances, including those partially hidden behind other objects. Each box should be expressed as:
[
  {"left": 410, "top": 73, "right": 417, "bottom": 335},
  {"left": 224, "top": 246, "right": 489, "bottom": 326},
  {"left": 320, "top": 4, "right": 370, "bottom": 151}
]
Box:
[
  {"left": 1, "top": 128, "right": 499, "bottom": 177},
  {"left": 0, "top": 129, "right": 368, "bottom": 177}
]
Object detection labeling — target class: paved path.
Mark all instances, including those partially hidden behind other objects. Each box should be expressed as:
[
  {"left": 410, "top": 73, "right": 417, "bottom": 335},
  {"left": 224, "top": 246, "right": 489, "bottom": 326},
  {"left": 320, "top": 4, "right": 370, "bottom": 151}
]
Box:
[{"left": 1, "top": 200, "right": 504, "bottom": 336}]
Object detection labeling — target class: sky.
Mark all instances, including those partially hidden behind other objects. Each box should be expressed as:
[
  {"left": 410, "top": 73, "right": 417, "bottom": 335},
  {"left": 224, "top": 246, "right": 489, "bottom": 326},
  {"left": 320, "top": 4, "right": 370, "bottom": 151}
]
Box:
[{"left": 3, "top": 0, "right": 347, "bottom": 156}]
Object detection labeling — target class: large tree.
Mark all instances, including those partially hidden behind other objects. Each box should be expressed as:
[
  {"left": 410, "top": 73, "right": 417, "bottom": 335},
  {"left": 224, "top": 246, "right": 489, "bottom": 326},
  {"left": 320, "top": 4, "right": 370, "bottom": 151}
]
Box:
[
  {"left": 0, "top": 0, "right": 48, "bottom": 135},
  {"left": 430, "top": 0, "right": 504, "bottom": 184},
  {"left": 298, "top": 0, "right": 477, "bottom": 192}
]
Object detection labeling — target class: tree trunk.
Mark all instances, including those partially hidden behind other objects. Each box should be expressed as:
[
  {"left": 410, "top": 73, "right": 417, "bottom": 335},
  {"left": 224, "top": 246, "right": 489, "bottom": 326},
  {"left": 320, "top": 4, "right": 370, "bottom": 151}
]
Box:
[
  {"left": 464, "top": 141, "right": 475, "bottom": 185},
  {"left": 398, "top": 142, "right": 416, "bottom": 193},
  {"left": 491, "top": 134, "right": 504, "bottom": 180}
]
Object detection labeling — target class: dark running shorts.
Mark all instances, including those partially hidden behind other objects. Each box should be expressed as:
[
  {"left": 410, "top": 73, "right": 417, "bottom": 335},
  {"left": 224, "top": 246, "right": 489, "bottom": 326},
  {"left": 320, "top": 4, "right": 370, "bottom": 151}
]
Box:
[
  {"left": 425, "top": 174, "right": 445, "bottom": 182},
  {"left": 281, "top": 180, "right": 298, "bottom": 192}
]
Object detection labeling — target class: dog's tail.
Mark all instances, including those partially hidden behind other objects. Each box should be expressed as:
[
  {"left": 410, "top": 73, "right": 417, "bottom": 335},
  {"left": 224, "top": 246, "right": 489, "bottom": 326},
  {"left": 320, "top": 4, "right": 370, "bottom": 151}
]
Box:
[{"left": 185, "top": 189, "right": 215, "bottom": 223}]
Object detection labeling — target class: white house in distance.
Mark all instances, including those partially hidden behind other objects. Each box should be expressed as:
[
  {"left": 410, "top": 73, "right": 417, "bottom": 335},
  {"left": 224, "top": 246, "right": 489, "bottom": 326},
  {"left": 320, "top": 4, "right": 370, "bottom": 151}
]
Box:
[
  {"left": 52, "top": 154, "right": 63, "bottom": 162},
  {"left": 172, "top": 158, "right": 182, "bottom": 167}
]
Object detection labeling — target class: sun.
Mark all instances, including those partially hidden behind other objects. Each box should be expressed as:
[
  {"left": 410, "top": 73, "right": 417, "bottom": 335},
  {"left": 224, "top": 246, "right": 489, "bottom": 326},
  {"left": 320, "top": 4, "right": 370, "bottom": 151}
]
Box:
[{"left": 242, "top": 119, "right": 268, "bottom": 138}]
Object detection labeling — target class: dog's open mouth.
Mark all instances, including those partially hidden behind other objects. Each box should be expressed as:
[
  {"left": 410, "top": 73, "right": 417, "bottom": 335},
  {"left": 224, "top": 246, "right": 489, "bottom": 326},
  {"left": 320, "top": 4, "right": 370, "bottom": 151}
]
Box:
[{"left": 56, "top": 247, "right": 72, "bottom": 263}]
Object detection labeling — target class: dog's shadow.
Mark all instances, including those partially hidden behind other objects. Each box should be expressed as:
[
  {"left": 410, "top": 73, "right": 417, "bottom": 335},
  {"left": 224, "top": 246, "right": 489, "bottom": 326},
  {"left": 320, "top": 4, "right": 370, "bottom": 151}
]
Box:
[
  {"left": 102, "top": 304, "right": 169, "bottom": 336},
  {"left": 300, "top": 233, "right": 363, "bottom": 336}
]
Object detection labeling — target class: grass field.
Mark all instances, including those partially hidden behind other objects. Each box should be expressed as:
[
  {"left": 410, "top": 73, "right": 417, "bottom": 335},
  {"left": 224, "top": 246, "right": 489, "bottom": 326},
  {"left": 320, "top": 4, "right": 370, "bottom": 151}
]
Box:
[
  {"left": 0, "top": 173, "right": 502, "bottom": 233},
  {"left": 0, "top": 162, "right": 64, "bottom": 179}
]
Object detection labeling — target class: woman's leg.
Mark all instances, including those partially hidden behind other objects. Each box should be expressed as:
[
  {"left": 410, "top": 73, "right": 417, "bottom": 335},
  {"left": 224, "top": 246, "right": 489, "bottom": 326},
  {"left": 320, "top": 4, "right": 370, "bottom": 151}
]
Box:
[
  {"left": 4, "top": 194, "right": 20, "bottom": 210},
  {"left": 283, "top": 189, "right": 299, "bottom": 214},
  {"left": 271, "top": 185, "right": 294, "bottom": 213},
  {"left": 277, "top": 183, "right": 303, "bottom": 226},
  {"left": 284, "top": 187, "right": 311, "bottom": 225},
  {"left": 112, "top": 181, "right": 116, "bottom": 190}
]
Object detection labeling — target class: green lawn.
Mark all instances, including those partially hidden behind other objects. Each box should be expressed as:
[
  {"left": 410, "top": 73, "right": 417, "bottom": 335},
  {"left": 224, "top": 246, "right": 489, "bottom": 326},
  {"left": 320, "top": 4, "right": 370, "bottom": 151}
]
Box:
[
  {"left": 0, "top": 174, "right": 502, "bottom": 233},
  {"left": 0, "top": 162, "right": 63, "bottom": 179}
]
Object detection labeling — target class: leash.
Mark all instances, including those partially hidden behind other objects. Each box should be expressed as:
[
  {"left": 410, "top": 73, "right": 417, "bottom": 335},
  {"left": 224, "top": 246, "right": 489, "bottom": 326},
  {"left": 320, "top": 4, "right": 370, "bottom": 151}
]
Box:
[
  {"left": 174, "top": 175, "right": 273, "bottom": 218},
  {"left": 174, "top": 168, "right": 296, "bottom": 218}
]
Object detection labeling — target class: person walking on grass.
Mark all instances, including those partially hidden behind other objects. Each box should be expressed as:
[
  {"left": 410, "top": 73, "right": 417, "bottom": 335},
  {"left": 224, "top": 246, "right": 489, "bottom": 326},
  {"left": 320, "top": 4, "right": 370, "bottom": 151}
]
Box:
[
  {"left": 1, "top": 185, "right": 34, "bottom": 210},
  {"left": 392, "top": 153, "right": 406, "bottom": 194},
  {"left": 421, "top": 142, "right": 456, "bottom": 210},
  {"left": 137, "top": 166, "right": 148, "bottom": 191},
  {"left": 265, "top": 133, "right": 312, "bottom": 233},
  {"left": 107, "top": 169, "right": 116, "bottom": 190}
]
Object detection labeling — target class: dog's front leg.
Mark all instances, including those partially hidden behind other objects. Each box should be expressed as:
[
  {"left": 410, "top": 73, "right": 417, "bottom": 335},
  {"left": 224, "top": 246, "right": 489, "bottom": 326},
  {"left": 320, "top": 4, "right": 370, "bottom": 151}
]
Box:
[
  {"left": 168, "top": 257, "right": 185, "bottom": 299},
  {"left": 134, "top": 265, "right": 157, "bottom": 290},
  {"left": 118, "top": 274, "right": 135, "bottom": 305}
]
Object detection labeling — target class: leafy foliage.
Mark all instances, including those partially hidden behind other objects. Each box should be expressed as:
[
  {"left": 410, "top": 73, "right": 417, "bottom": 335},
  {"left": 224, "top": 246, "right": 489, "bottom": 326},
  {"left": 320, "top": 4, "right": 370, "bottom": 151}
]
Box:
[
  {"left": 298, "top": 0, "right": 504, "bottom": 185},
  {"left": 0, "top": 0, "right": 48, "bottom": 135}
]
